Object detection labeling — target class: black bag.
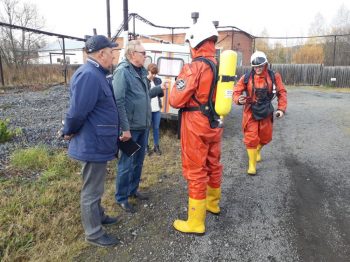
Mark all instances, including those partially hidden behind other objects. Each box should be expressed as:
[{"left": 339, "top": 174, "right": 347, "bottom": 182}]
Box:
[
  {"left": 251, "top": 100, "right": 274, "bottom": 120},
  {"left": 250, "top": 86, "right": 274, "bottom": 120}
]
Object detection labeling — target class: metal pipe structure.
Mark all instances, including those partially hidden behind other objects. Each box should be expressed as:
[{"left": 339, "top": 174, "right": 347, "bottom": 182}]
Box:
[
  {"left": 333, "top": 35, "right": 337, "bottom": 66},
  {"left": 0, "top": 54, "right": 4, "bottom": 86},
  {"left": 191, "top": 12, "right": 199, "bottom": 24},
  {"left": 61, "top": 37, "right": 67, "bottom": 84},
  {"left": 0, "top": 21, "right": 86, "bottom": 85},
  {"left": 123, "top": 0, "right": 129, "bottom": 31},
  {"left": 123, "top": 0, "right": 129, "bottom": 46},
  {"left": 106, "top": 0, "right": 111, "bottom": 38},
  {"left": 231, "top": 27, "right": 234, "bottom": 50},
  {"left": 132, "top": 14, "right": 136, "bottom": 40},
  {"left": 0, "top": 21, "right": 85, "bottom": 41}
]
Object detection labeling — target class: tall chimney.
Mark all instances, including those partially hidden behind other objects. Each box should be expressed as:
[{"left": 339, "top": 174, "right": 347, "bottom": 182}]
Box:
[{"left": 191, "top": 12, "right": 199, "bottom": 24}]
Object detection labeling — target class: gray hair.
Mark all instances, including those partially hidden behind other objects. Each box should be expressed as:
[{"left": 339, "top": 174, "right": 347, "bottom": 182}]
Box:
[{"left": 125, "top": 40, "right": 143, "bottom": 60}]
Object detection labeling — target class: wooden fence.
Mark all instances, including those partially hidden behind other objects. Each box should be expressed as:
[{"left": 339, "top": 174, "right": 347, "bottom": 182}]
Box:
[{"left": 236, "top": 64, "right": 350, "bottom": 88}]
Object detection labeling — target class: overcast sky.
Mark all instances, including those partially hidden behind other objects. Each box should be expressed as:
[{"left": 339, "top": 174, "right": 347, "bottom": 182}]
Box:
[{"left": 24, "top": 0, "right": 349, "bottom": 39}]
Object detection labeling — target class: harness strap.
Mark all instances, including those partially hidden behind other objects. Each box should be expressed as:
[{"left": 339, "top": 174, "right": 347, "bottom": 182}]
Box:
[
  {"left": 177, "top": 57, "right": 219, "bottom": 138},
  {"left": 177, "top": 107, "right": 201, "bottom": 139},
  {"left": 244, "top": 69, "right": 277, "bottom": 101}
]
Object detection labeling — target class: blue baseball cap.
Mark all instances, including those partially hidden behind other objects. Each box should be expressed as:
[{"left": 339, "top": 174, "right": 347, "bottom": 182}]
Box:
[{"left": 85, "top": 35, "right": 118, "bottom": 53}]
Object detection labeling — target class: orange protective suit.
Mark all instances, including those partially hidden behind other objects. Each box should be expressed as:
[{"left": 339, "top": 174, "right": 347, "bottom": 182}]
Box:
[
  {"left": 169, "top": 40, "right": 223, "bottom": 200},
  {"left": 233, "top": 67, "right": 287, "bottom": 149}
]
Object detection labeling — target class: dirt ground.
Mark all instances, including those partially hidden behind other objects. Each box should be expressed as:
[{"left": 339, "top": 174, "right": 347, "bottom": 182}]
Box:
[
  {"left": 1, "top": 86, "right": 349, "bottom": 261},
  {"left": 74, "top": 87, "right": 350, "bottom": 262}
]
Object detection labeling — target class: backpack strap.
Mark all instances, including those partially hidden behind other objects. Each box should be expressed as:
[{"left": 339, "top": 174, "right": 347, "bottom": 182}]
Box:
[
  {"left": 244, "top": 68, "right": 276, "bottom": 99},
  {"left": 177, "top": 57, "right": 220, "bottom": 137},
  {"left": 267, "top": 69, "right": 277, "bottom": 96},
  {"left": 191, "top": 57, "right": 218, "bottom": 105},
  {"left": 243, "top": 70, "right": 254, "bottom": 97},
  {"left": 267, "top": 69, "right": 275, "bottom": 84},
  {"left": 243, "top": 70, "right": 252, "bottom": 86}
]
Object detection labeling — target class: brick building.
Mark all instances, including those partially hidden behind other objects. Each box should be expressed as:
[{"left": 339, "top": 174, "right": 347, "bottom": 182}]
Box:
[{"left": 114, "top": 29, "right": 253, "bottom": 66}]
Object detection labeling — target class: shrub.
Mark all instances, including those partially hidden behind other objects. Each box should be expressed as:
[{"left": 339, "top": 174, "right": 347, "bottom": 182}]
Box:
[{"left": 0, "top": 119, "right": 18, "bottom": 143}]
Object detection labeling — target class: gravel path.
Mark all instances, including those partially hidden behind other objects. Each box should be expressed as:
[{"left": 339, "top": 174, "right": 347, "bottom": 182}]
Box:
[
  {"left": 79, "top": 87, "right": 350, "bottom": 261},
  {"left": 0, "top": 85, "right": 69, "bottom": 169},
  {"left": 1, "top": 86, "right": 350, "bottom": 261}
]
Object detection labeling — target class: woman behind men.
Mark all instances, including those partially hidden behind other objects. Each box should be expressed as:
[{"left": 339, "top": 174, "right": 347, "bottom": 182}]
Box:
[{"left": 145, "top": 63, "right": 164, "bottom": 156}]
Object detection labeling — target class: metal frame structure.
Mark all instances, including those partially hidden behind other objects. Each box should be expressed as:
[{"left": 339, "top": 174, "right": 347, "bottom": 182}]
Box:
[
  {"left": 112, "top": 13, "right": 253, "bottom": 46},
  {"left": 0, "top": 21, "right": 85, "bottom": 85}
]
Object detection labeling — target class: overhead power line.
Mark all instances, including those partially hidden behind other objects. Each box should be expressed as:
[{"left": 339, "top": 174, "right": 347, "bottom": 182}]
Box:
[{"left": 0, "top": 21, "right": 85, "bottom": 41}]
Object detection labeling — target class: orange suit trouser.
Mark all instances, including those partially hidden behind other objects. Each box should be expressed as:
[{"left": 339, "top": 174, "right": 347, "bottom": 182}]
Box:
[
  {"left": 180, "top": 112, "right": 223, "bottom": 200},
  {"left": 243, "top": 113, "right": 273, "bottom": 149}
]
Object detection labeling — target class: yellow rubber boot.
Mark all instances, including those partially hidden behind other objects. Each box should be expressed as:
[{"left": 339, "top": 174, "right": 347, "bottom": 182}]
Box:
[
  {"left": 206, "top": 186, "right": 221, "bottom": 215},
  {"left": 173, "top": 198, "right": 206, "bottom": 235},
  {"left": 256, "top": 144, "right": 263, "bottom": 162},
  {"left": 247, "top": 149, "right": 257, "bottom": 175}
]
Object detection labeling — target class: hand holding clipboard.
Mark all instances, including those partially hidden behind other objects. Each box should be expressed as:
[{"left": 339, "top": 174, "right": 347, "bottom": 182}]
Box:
[
  {"left": 118, "top": 139, "right": 141, "bottom": 157},
  {"left": 117, "top": 131, "right": 141, "bottom": 157}
]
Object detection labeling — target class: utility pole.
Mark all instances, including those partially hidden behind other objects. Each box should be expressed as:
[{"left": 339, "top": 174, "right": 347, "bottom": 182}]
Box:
[
  {"left": 0, "top": 53, "right": 4, "bottom": 86},
  {"left": 123, "top": 0, "right": 129, "bottom": 46},
  {"left": 333, "top": 35, "right": 337, "bottom": 66},
  {"left": 106, "top": 0, "right": 111, "bottom": 38},
  {"left": 61, "top": 37, "right": 67, "bottom": 85}
]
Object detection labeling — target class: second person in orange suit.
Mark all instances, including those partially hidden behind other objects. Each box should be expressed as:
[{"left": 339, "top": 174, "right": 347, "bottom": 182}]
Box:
[
  {"left": 169, "top": 20, "right": 223, "bottom": 235},
  {"left": 233, "top": 51, "right": 287, "bottom": 175}
]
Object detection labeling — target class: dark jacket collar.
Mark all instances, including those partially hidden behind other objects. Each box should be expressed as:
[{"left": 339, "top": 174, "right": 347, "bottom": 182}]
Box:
[{"left": 87, "top": 58, "right": 110, "bottom": 75}]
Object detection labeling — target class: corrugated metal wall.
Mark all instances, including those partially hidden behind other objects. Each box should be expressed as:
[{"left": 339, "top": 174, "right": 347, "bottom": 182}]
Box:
[{"left": 236, "top": 65, "right": 350, "bottom": 88}]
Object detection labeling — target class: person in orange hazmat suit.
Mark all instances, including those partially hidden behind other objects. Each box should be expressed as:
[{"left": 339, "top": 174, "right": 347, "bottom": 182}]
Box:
[
  {"left": 233, "top": 51, "right": 287, "bottom": 175},
  {"left": 169, "top": 20, "right": 223, "bottom": 235}
]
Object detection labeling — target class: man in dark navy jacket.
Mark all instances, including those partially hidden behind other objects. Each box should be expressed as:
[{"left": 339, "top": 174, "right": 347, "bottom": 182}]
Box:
[{"left": 63, "top": 35, "right": 120, "bottom": 247}]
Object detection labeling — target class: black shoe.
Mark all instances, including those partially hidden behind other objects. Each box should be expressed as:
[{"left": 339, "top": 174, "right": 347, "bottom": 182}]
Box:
[
  {"left": 147, "top": 145, "right": 153, "bottom": 156},
  {"left": 117, "top": 201, "right": 136, "bottom": 213},
  {"left": 86, "top": 233, "right": 119, "bottom": 247},
  {"left": 153, "top": 145, "right": 162, "bottom": 155},
  {"left": 131, "top": 191, "right": 149, "bottom": 200},
  {"left": 102, "top": 215, "right": 120, "bottom": 225}
]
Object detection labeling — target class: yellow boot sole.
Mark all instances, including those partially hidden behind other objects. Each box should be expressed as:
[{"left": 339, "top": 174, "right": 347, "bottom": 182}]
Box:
[
  {"left": 247, "top": 169, "right": 256, "bottom": 175},
  {"left": 173, "top": 219, "right": 205, "bottom": 235},
  {"left": 206, "top": 207, "right": 220, "bottom": 215}
]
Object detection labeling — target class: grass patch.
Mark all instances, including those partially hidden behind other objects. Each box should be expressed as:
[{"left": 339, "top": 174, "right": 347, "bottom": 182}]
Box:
[
  {"left": 142, "top": 122, "right": 181, "bottom": 188},
  {"left": 10, "top": 146, "right": 51, "bottom": 171},
  {"left": 0, "top": 146, "right": 82, "bottom": 261},
  {"left": 0, "top": 126, "right": 181, "bottom": 261}
]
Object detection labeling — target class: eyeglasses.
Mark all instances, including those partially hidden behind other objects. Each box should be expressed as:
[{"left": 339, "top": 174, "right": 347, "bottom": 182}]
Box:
[{"left": 134, "top": 51, "right": 146, "bottom": 56}]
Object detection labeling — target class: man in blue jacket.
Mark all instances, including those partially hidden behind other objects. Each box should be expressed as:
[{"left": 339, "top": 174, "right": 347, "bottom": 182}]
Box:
[
  {"left": 112, "top": 40, "right": 166, "bottom": 213},
  {"left": 63, "top": 35, "right": 120, "bottom": 247}
]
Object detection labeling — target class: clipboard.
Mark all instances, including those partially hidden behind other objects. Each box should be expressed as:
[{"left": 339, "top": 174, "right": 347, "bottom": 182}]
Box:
[{"left": 118, "top": 139, "right": 141, "bottom": 157}]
